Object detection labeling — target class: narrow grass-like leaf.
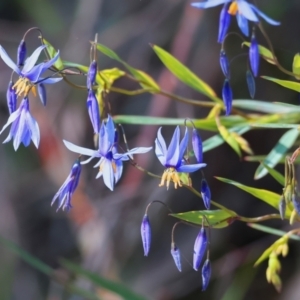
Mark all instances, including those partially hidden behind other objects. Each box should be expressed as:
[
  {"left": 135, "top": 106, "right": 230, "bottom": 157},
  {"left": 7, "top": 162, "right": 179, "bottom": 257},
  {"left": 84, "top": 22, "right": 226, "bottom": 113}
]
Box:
[
  {"left": 242, "top": 42, "right": 275, "bottom": 64},
  {"left": 215, "top": 177, "right": 286, "bottom": 213},
  {"left": 170, "top": 210, "right": 237, "bottom": 228},
  {"left": 152, "top": 44, "right": 220, "bottom": 101},
  {"left": 60, "top": 259, "right": 147, "bottom": 300},
  {"left": 292, "top": 53, "right": 300, "bottom": 80},
  {"left": 251, "top": 123, "right": 300, "bottom": 129},
  {"left": 262, "top": 76, "right": 300, "bottom": 92},
  {"left": 248, "top": 224, "right": 300, "bottom": 241},
  {"left": 254, "top": 128, "right": 299, "bottom": 179},
  {"left": 42, "top": 38, "right": 64, "bottom": 70},
  {"left": 260, "top": 163, "right": 285, "bottom": 186}
]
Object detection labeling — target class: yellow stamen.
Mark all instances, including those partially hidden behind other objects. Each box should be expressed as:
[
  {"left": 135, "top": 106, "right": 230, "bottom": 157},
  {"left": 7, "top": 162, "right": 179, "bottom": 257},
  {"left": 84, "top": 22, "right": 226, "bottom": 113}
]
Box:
[
  {"left": 99, "top": 160, "right": 117, "bottom": 173},
  {"left": 12, "top": 77, "right": 36, "bottom": 97},
  {"left": 228, "top": 1, "right": 238, "bottom": 15},
  {"left": 159, "top": 168, "right": 183, "bottom": 189}
]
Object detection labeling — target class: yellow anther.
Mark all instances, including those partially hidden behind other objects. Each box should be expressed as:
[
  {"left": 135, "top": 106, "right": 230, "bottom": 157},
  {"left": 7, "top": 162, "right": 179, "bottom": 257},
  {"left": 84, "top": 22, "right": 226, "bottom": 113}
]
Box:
[
  {"left": 12, "top": 77, "right": 36, "bottom": 97},
  {"left": 228, "top": 1, "right": 238, "bottom": 15},
  {"left": 159, "top": 168, "right": 183, "bottom": 189}
]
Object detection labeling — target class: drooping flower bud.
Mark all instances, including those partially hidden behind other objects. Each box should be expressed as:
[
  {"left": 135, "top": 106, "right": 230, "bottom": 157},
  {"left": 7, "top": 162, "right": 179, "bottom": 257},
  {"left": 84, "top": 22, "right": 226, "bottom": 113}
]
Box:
[
  {"left": 292, "top": 193, "right": 300, "bottom": 215},
  {"left": 87, "top": 60, "right": 97, "bottom": 89},
  {"left": 246, "top": 70, "right": 255, "bottom": 99},
  {"left": 193, "top": 226, "right": 207, "bottom": 271},
  {"left": 201, "top": 179, "right": 211, "bottom": 210},
  {"left": 6, "top": 81, "right": 17, "bottom": 114},
  {"left": 38, "top": 83, "right": 47, "bottom": 106},
  {"left": 249, "top": 31, "right": 260, "bottom": 77},
  {"left": 201, "top": 259, "right": 212, "bottom": 291},
  {"left": 171, "top": 242, "right": 182, "bottom": 272},
  {"left": 141, "top": 214, "right": 151, "bottom": 256},
  {"left": 87, "top": 89, "right": 100, "bottom": 134},
  {"left": 218, "top": 4, "right": 231, "bottom": 43},
  {"left": 278, "top": 196, "right": 286, "bottom": 220},
  {"left": 17, "top": 39, "right": 26, "bottom": 66},
  {"left": 222, "top": 79, "right": 233, "bottom": 116},
  {"left": 192, "top": 128, "right": 203, "bottom": 163},
  {"left": 220, "top": 49, "right": 230, "bottom": 79}
]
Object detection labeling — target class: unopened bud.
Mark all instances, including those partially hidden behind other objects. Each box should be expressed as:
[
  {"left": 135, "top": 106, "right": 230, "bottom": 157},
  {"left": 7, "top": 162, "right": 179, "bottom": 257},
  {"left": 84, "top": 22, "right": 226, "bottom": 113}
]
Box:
[
  {"left": 192, "top": 128, "right": 203, "bottom": 163},
  {"left": 222, "top": 79, "right": 233, "bottom": 116},
  {"left": 171, "top": 243, "right": 182, "bottom": 272},
  {"left": 201, "top": 259, "right": 212, "bottom": 291},
  {"left": 17, "top": 39, "right": 26, "bottom": 66},
  {"left": 87, "top": 60, "right": 97, "bottom": 89},
  {"left": 87, "top": 89, "right": 101, "bottom": 134},
  {"left": 141, "top": 214, "right": 151, "bottom": 256},
  {"left": 246, "top": 70, "right": 255, "bottom": 99},
  {"left": 220, "top": 49, "right": 230, "bottom": 79},
  {"left": 6, "top": 81, "right": 17, "bottom": 114},
  {"left": 249, "top": 31, "right": 260, "bottom": 77},
  {"left": 278, "top": 196, "right": 286, "bottom": 220},
  {"left": 38, "top": 83, "right": 47, "bottom": 106},
  {"left": 201, "top": 179, "right": 211, "bottom": 210},
  {"left": 193, "top": 226, "right": 207, "bottom": 271},
  {"left": 218, "top": 4, "right": 231, "bottom": 43}
]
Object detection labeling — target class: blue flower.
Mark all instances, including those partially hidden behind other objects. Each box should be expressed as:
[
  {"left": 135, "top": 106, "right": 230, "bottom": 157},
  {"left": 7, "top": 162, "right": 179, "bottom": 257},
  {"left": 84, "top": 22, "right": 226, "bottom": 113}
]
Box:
[
  {"left": 191, "top": 1, "right": 280, "bottom": 38},
  {"left": 155, "top": 127, "right": 206, "bottom": 189},
  {"left": 0, "top": 44, "right": 62, "bottom": 103},
  {"left": 63, "top": 115, "right": 152, "bottom": 191},
  {"left": 51, "top": 158, "right": 81, "bottom": 212},
  {"left": 0, "top": 97, "right": 40, "bottom": 150}
]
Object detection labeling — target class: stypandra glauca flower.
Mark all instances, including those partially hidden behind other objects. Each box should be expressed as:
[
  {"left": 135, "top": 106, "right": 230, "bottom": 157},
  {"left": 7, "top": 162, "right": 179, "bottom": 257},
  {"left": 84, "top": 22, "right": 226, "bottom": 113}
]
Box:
[
  {"left": 246, "top": 69, "right": 255, "bottom": 98},
  {"left": 6, "top": 81, "right": 17, "bottom": 115},
  {"left": 171, "top": 222, "right": 182, "bottom": 272}
]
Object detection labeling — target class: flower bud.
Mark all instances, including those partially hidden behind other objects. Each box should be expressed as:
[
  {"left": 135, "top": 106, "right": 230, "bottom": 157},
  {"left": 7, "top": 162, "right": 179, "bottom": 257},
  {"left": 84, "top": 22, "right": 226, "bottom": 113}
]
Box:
[
  {"left": 87, "top": 89, "right": 101, "bottom": 133},
  {"left": 87, "top": 60, "right": 97, "bottom": 89},
  {"left": 201, "top": 259, "right": 211, "bottom": 291},
  {"left": 6, "top": 81, "right": 17, "bottom": 114},
  {"left": 192, "top": 128, "right": 203, "bottom": 163},
  {"left": 17, "top": 39, "right": 26, "bottom": 66},
  {"left": 222, "top": 79, "right": 233, "bottom": 116},
  {"left": 278, "top": 196, "right": 286, "bottom": 220},
  {"left": 171, "top": 242, "right": 182, "bottom": 272},
  {"left": 38, "top": 83, "right": 47, "bottom": 106},
  {"left": 246, "top": 70, "right": 255, "bottom": 99},
  {"left": 141, "top": 214, "right": 151, "bottom": 256},
  {"left": 193, "top": 226, "right": 207, "bottom": 271},
  {"left": 249, "top": 31, "right": 260, "bottom": 77},
  {"left": 220, "top": 49, "right": 230, "bottom": 79},
  {"left": 218, "top": 4, "right": 231, "bottom": 43},
  {"left": 201, "top": 179, "right": 211, "bottom": 210}
]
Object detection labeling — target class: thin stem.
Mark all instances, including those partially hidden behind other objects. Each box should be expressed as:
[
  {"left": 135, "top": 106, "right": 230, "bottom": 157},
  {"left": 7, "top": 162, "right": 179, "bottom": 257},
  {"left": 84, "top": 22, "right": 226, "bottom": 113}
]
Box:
[{"left": 238, "top": 214, "right": 281, "bottom": 223}]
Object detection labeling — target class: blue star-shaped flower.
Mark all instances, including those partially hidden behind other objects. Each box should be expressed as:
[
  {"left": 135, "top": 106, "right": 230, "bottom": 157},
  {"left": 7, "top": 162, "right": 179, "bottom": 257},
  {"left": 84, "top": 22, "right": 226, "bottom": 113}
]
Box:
[
  {"left": 51, "top": 158, "right": 82, "bottom": 212},
  {"left": 0, "top": 97, "right": 40, "bottom": 150},
  {"left": 0, "top": 45, "right": 62, "bottom": 104},
  {"left": 155, "top": 127, "right": 206, "bottom": 189},
  {"left": 63, "top": 115, "right": 152, "bottom": 191},
  {"left": 191, "top": 0, "right": 280, "bottom": 41}
]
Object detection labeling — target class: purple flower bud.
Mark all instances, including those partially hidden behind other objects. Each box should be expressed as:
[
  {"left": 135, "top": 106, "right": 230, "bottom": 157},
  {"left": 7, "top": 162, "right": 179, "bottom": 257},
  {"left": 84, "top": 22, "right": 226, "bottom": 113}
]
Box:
[
  {"left": 279, "top": 196, "right": 286, "bottom": 220},
  {"left": 292, "top": 194, "right": 300, "bottom": 216},
  {"left": 17, "top": 39, "right": 26, "bottom": 66},
  {"left": 171, "top": 243, "right": 182, "bottom": 272},
  {"left": 222, "top": 79, "right": 233, "bottom": 116},
  {"left": 249, "top": 31, "right": 260, "bottom": 77},
  {"left": 201, "top": 259, "right": 212, "bottom": 291},
  {"left": 218, "top": 4, "right": 231, "bottom": 43},
  {"left": 141, "top": 214, "right": 151, "bottom": 256},
  {"left": 193, "top": 226, "right": 207, "bottom": 271},
  {"left": 192, "top": 128, "right": 203, "bottom": 163},
  {"left": 6, "top": 81, "right": 17, "bottom": 114},
  {"left": 38, "top": 83, "right": 47, "bottom": 106},
  {"left": 220, "top": 49, "right": 230, "bottom": 79},
  {"left": 246, "top": 70, "right": 255, "bottom": 99},
  {"left": 201, "top": 179, "right": 211, "bottom": 210},
  {"left": 87, "top": 60, "right": 97, "bottom": 89},
  {"left": 87, "top": 89, "right": 100, "bottom": 133}
]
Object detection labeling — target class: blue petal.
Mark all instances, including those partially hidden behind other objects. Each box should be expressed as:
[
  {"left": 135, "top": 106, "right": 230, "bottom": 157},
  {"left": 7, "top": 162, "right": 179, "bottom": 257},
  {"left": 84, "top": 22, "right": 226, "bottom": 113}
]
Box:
[
  {"left": 218, "top": 4, "right": 231, "bottom": 43},
  {"left": 22, "top": 45, "right": 46, "bottom": 74},
  {"left": 0, "top": 107, "right": 21, "bottom": 135},
  {"left": 13, "top": 107, "right": 27, "bottom": 150},
  {"left": 63, "top": 140, "right": 97, "bottom": 157},
  {"left": 25, "top": 64, "right": 45, "bottom": 82},
  {"left": 222, "top": 79, "right": 233, "bottom": 115},
  {"left": 117, "top": 146, "right": 152, "bottom": 160},
  {"left": 178, "top": 127, "right": 188, "bottom": 166},
  {"left": 0, "top": 46, "right": 20, "bottom": 75},
  {"left": 249, "top": 33, "right": 260, "bottom": 77},
  {"left": 25, "top": 111, "right": 40, "bottom": 148},
  {"left": 191, "top": 0, "right": 230, "bottom": 9},
  {"left": 102, "top": 159, "right": 114, "bottom": 191},
  {"left": 250, "top": 4, "right": 280, "bottom": 25},
  {"left": 38, "top": 84, "right": 47, "bottom": 106},
  {"left": 99, "top": 122, "right": 110, "bottom": 155},
  {"left": 87, "top": 90, "right": 100, "bottom": 133},
  {"left": 106, "top": 115, "right": 115, "bottom": 147},
  {"left": 157, "top": 127, "right": 167, "bottom": 155},
  {"left": 40, "top": 77, "right": 63, "bottom": 84},
  {"left": 246, "top": 70, "right": 255, "bottom": 98},
  {"left": 166, "top": 126, "right": 180, "bottom": 167},
  {"left": 40, "top": 50, "right": 60, "bottom": 73},
  {"left": 237, "top": 0, "right": 258, "bottom": 22},
  {"left": 236, "top": 13, "right": 249, "bottom": 36},
  {"left": 114, "top": 159, "right": 123, "bottom": 183},
  {"left": 177, "top": 163, "right": 207, "bottom": 173}
]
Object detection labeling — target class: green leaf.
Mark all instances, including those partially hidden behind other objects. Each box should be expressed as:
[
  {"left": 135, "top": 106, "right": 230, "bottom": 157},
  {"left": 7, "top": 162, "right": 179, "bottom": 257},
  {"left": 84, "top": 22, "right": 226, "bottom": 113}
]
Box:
[
  {"left": 42, "top": 38, "right": 64, "bottom": 70},
  {"left": 215, "top": 177, "right": 289, "bottom": 214},
  {"left": 152, "top": 44, "right": 220, "bottom": 102},
  {"left": 63, "top": 60, "right": 88, "bottom": 73},
  {"left": 293, "top": 53, "right": 300, "bottom": 79},
  {"left": 170, "top": 209, "right": 237, "bottom": 228},
  {"left": 254, "top": 128, "right": 299, "bottom": 179},
  {"left": 261, "top": 163, "right": 285, "bottom": 186},
  {"left": 96, "top": 43, "right": 160, "bottom": 91},
  {"left": 251, "top": 123, "right": 300, "bottom": 129},
  {"left": 248, "top": 223, "right": 300, "bottom": 241},
  {"left": 60, "top": 259, "right": 147, "bottom": 300},
  {"left": 242, "top": 42, "right": 275, "bottom": 64},
  {"left": 262, "top": 76, "right": 300, "bottom": 92}
]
